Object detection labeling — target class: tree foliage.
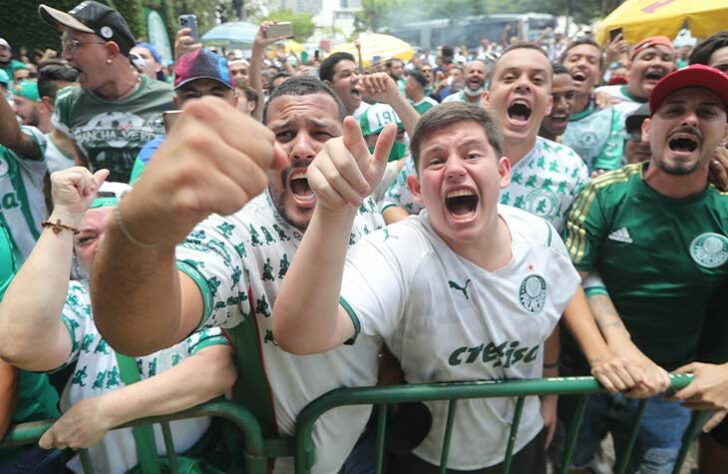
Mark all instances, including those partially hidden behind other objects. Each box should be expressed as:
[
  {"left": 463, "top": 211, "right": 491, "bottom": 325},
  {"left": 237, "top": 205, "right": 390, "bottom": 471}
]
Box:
[{"left": 259, "top": 8, "right": 316, "bottom": 43}]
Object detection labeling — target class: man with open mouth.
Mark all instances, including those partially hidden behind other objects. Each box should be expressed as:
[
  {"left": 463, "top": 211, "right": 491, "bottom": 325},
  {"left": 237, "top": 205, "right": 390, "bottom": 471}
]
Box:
[
  {"left": 442, "top": 60, "right": 487, "bottom": 106},
  {"left": 38, "top": 1, "right": 174, "bottom": 184},
  {"left": 561, "top": 64, "right": 728, "bottom": 474},
  {"left": 560, "top": 39, "right": 629, "bottom": 172},
  {"left": 596, "top": 36, "right": 676, "bottom": 116},
  {"left": 274, "top": 102, "right": 644, "bottom": 473},
  {"left": 383, "top": 45, "right": 591, "bottom": 231},
  {"left": 91, "top": 77, "right": 387, "bottom": 473},
  {"left": 482, "top": 44, "right": 589, "bottom": 231},
  {"left": 538, "top": 63, "right": 577, "bottom": 143}
]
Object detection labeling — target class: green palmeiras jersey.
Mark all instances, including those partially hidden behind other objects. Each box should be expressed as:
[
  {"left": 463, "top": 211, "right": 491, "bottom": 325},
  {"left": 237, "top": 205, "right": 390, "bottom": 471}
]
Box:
[
  {"left": 563, "top": 163, "right": 728, "bottom": 370},
  {"left": 52, "top": 77, "right": 173, "bottom": 183},
  {"left": 0, "top": 126, "right": 48, "bottom": 263},
  {"left": 562, "top": 101, "right": 625, "bottom": 172},
  {"left": 176, "top": 191, "right": 384, "bottom": 474},
  {"left": 57, "top": 281, "right": 228, "bottom": 474},
  {"left": 411, "top": 96, "right": 439, "bottom": 115},
  {"left": 381, "top": 137, "right": 589, "bottom": 232},
  {"left": 340, "top": 205, "right": 580, "bottom": 469}
]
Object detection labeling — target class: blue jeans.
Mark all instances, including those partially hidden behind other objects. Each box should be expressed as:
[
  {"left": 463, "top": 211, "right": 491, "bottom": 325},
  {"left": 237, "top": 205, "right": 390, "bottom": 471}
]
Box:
[
  {"left": 560, "top": 393, "right": 692, "bottom": 473},
  {"left": 0, "top": 446, "right": 68, "bottom": 474},
  {"left": 340, "top": 429, "right": 376, "bottom": 474}
]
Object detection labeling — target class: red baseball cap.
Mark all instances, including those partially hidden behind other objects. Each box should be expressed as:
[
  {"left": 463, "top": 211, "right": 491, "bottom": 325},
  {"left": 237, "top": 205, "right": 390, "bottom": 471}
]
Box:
[
  {"left": 630, "top": 36, "right": 674, "bottom": 62},
  {"left": 649, "top": 64, "right": 728, "bottom": 115}
]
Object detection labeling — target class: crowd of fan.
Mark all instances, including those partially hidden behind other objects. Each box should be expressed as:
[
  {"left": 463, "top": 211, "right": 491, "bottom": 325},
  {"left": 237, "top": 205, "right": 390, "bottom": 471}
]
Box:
[{"left": 2, "top": 1, "right": 728, "bottom": 474}]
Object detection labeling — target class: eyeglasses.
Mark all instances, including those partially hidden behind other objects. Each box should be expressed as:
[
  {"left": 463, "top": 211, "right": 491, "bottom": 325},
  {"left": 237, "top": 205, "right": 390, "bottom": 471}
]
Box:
[{"left": 62, "top": 36, "right": 106, "bottom": 55}]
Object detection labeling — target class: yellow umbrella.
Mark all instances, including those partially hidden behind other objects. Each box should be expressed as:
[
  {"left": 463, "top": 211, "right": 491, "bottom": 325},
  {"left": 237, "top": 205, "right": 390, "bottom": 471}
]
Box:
[
  {"left": 330, "top": 33, "right": 414, "bottom": 68},
  {"left": 284, "top": 40, "right": 304, "bottom": 54},
  {"left": 596, "top": 0, "right": 728, "bottom": 45}
]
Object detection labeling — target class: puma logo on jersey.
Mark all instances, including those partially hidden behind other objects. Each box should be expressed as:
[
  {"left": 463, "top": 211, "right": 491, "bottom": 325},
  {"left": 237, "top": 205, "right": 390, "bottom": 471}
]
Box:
[
  {"left": 608, "top": 227, "right": 633, "bottom": 243},
  {"left": 449, "top": 279, "right": 472, "bottom": 300}
]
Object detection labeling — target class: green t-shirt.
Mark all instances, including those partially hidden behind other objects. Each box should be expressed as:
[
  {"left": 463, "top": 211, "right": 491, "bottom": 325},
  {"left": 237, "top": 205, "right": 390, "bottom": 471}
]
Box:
[
  {"left": 0, "top": 59, "right": 28, "bottom": 80},
  {"left": 52, "top": 76, "right": 174, "bottom": 183},
  {"left": 563, "top": 101, "right": 625, "bottom": 173},
  {"left": 563, "top": 163, "right": 728, "bottom": 369}
]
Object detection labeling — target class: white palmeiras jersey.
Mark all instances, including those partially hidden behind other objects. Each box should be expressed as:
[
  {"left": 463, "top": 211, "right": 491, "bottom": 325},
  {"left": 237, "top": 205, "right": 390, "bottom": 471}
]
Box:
[
  {"left": 57, "top": 281, "right": 228, "bottom": 474},
  {"left": 0, "top": 126, "right": 48, "bottom": 263},
  {"left": 381, "top": 137, "right": 588, "bottom": 232},
  {"left": 176, "top": 190, "right": 384, "bottom": 474},
  {"left": 339, "top": 205, "right": 580, "bottom": 470}
]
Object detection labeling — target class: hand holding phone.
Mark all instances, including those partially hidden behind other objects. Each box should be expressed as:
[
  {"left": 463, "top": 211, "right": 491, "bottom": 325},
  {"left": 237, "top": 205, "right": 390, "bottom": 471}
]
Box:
[
  {"left": 265, "top": 22, "right": 294, "bottom": 40},
  {"left": 609, "top": 27, "right": 623, "bottom": 43},
  {"left": 179, "top": 15, "right": 199, "bottom": 42}
]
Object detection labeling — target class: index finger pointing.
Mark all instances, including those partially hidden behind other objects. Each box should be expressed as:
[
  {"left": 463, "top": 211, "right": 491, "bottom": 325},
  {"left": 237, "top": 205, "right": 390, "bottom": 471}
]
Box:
[{"left": 342, "top": 116, "right": 370, "bottom": 167}]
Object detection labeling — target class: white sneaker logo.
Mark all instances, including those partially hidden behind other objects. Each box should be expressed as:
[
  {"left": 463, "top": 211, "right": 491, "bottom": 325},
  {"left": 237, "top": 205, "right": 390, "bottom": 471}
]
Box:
[{"left": 608, "top": 227, "right": 633, "bottom": 244}]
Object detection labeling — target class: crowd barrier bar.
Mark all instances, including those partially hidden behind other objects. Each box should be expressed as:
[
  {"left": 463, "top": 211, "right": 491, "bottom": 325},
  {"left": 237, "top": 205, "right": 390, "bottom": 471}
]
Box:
[
  {"left": 0, "top": 399, "right": 268, "bottom": 474},
  {"left": 294, "top": 374, "right": 697, "bottom": 474},
  {"left": 1, "top": 375, "right": 703, "bottom": 474}
]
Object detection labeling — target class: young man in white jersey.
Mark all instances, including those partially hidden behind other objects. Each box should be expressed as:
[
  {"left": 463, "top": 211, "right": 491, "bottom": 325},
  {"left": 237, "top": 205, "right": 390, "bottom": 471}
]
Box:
[
  {"left": 273, "top": 103, "right": 650, "bottom": 473},
  {"left": 91, "top": 77, "right": 391, "bottom": 473},
  {"left": 381, "top": 44, "right": 590, "bottom": 231}
]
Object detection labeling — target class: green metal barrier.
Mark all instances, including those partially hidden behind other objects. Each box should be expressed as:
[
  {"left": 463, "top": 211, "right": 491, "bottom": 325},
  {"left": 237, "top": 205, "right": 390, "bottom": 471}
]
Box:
[
  {"left": 0, "top": 399, "right": 268, "bottom": 474},
  {"left": 294, "top": 374, "right": 697, "bottom": 474},
  {"left": 1, "top": 376, "right": 704, "bottom": 473}
]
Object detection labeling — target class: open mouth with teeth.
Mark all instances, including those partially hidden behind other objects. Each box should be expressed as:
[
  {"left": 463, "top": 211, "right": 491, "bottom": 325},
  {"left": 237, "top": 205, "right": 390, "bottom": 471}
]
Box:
[
  {"left": 572, "top": 71, "right": 587, "bottom": 83},
  {"left": 287, "top": 168, "right": 316, "bottom": 207},
  {"left": 549, "top": 114, "right": 569, "bottom": 128},
  {"left": 644, "top": 71, "right": 665, "bottom": 81},
  {"left": 507, "top": 101, "right": 532, "bottom": 124},
  {"left": 445, "top": 189, "right": 479, "bottom": 220},
  {"left": 668, "top": 136, "right": 699, "bottom": 153}
]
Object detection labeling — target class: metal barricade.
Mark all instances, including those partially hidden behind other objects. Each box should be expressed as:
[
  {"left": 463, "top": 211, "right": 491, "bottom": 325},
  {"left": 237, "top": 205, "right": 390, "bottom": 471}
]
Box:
[
  {"left": 294, "top": 375, "right": 699, "bottom": 474},
  {"left": 1, "top": 376, "right": 705, "bottom": 473},
  {"left": 0, "top": 399, "right": 268, "bottom": 474}
]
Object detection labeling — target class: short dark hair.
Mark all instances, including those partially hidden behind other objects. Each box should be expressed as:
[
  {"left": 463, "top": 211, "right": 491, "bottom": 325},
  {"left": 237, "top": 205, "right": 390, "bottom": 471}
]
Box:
[
  {"left": 269, "top": 71, "right": 292, "bottom": 92},
  {"left": 552, "top": 63, "right": 570, "bottom": 76},
  {"left": 560, "top": 38, "right": 604, "bottom": 68},
  {"left": 386, "top": 58, "right": 403, "bottom": 68},
  {"left": 689, "top": 30, "right": 728, "bottom": 66},
  {"left": 37, "top": 65, "right": 78, "bottom": 100},
  {"left": 319, "top": 52, "right": 355, "bottom": 82},
  {"left": 238, "top": 85, "right": 259, "bottom": 105},
  {"left": 489, "top": 43, "right": 552, "bottom": 87},
  {"left": 410, "top": 103, "right": 504, "bottom": 171},
  {"left": 408, "top": 70, "right": 428, "bottom": 89},
  {"left": 263, "top": 77, "right": 346, "bottom": 124}
]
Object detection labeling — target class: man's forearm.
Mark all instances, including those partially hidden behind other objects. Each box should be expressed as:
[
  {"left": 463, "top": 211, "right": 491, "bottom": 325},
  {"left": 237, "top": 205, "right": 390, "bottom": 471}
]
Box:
[
  {"left": 587, "top": 293, "right": 632, "bottom": 345},
  {"left": 562, "top": 286, "right": 613, "bottom": 365},
  {"left": 273, "top": 205, "right": 356, "bottom": 353},
  {"left": 0, "top": 210, "right": 76, "bottom": 370},
  {"left": 250, "top": 43, "right": 265, "bottom": 121},
  {"left": 91, "top": 222, "right": 189, "bottom": 356},
  {"left": 98, "top": 345, "right": 236, "bottom": 429},
  {"left": 386, "top": 92, "right": 420, "bottom": 137}
]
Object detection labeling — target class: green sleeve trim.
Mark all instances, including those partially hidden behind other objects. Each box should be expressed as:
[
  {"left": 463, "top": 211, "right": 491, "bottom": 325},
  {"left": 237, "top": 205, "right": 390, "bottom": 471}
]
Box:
[
  {"left": 339, "top": 296, "right": 360, "bottom": 345},
  {"left": 546, "top": 221, "right": 553, "bottom": 247},
  {"left": 177, "top": 260, "right": 214, "bottom": 332},
  {"left": 380, "top": 203, "right": 395, "bottom": 213},
  {"left": 585, "top": 286, "right": 609, "bottom": 297},
  {"left": 189, "top": 335, "right": 230, "bottom": 354},
  {"left": 60, "top": 315, "right": 79, "bottom": 355}
]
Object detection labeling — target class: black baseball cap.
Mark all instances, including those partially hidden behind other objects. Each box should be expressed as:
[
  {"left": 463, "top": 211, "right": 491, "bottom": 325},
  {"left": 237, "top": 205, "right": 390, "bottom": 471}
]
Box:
[
  {"left": 625, "top": 103, "right": 649, "bottom": 134},
  {"left": 39, "top": 1, "right": 136, "bottom": 57}
]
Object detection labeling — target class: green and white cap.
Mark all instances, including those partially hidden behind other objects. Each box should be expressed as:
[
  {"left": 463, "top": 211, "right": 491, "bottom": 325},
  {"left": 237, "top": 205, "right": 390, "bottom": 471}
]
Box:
[
  {"left": 90, "top": 181, "right": 131, "bottom": 209},
  {"left": 359, "top": 103, "right": 404, "bottom": 137}
]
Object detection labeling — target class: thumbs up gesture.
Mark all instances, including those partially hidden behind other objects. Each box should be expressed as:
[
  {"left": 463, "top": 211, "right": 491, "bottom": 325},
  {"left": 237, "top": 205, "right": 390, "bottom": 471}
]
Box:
[{"left": 307, "top": 116, "right": 396, "bottom": 212}]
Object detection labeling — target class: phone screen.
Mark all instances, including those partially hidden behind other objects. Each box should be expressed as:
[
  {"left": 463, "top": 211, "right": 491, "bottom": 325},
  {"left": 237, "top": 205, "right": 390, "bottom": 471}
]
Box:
[
  {"left": 609, "top": 27, "right": 623, "bottom": 42},
  {"left": 163, "top": 111, "right": 181, "bottom": 133}
]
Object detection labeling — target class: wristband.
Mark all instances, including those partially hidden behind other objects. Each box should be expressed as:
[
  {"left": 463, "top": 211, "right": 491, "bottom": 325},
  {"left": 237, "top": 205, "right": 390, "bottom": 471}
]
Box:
[
  {"left": 114, "top": 205, "right": 160, "bottom": 249},
  {"left": 42, "top": 219, "right": 79, "bottom": 235}
]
